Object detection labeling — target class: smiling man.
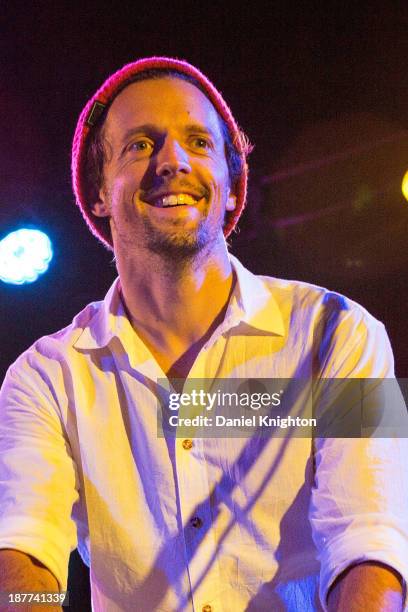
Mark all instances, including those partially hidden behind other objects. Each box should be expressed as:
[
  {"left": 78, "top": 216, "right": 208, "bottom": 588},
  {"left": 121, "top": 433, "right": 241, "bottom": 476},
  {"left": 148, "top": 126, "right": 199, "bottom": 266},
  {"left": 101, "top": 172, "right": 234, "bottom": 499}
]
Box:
[
  {"left": 94, "top": 77, "right": 237, "bottom": 257},
  {"left": 0, "top": 57, "right": 407, "bottom": 612}
]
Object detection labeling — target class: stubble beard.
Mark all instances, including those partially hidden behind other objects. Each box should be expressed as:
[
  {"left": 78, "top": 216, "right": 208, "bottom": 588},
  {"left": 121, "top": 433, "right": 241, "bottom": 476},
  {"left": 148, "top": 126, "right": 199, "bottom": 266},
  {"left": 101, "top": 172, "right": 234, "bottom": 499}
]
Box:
[
  {"left": 113, "top": 198, "right": 225, "bottom": 267},
  {"left": 143, "top": 215, "right": 216, "bottom": 261}
]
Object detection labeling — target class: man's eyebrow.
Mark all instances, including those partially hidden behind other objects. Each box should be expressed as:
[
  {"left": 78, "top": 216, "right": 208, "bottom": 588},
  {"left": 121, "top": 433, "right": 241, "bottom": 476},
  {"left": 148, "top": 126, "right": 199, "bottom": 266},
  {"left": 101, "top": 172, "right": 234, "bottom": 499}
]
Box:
[
  {"left": 120, "top": 124, "right": 160, "bottom": 145},
  {"left": 118, "top": 123, "right": 220, "bottom": 150},
  {"left": 183, "top": 123, "right": 219, "bottom": 140}
]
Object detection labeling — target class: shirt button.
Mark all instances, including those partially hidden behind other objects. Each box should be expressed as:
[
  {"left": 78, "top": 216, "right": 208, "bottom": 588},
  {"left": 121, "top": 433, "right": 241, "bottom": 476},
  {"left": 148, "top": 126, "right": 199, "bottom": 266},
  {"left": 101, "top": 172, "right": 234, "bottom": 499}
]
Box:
[
  {"left": 190, "top": 516, "right": 203, "bottom": 528},
  {"left": 202, "top": 606, "right": 212, "bottom": 612},
  {"left": 182, "top": 439, "right": 193, "bottom": 450}
]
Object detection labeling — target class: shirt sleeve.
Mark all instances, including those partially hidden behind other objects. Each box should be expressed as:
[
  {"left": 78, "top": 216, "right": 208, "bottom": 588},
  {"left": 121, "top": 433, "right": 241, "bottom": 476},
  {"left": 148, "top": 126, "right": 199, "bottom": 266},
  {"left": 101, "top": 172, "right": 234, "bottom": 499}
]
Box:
[
  {"left": 0, "top": 352, "right": 79, "bottom": 590},
  {"left": 309, "top": 307, "right": 408, "bottom": 610}
]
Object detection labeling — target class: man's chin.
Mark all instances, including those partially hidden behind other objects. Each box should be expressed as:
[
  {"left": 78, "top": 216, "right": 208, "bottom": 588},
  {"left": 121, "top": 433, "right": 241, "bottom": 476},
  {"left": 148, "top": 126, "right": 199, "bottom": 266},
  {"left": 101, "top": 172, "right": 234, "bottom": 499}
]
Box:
[{"left": 146, "top": 228, "right": 211, "bottom": 260}]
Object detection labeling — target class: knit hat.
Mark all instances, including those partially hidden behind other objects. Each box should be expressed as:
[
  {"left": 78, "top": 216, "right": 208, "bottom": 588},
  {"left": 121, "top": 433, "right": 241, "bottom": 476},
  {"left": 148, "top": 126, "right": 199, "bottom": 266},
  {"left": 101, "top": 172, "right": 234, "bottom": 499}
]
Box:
[{"left": 72, "top": 56, "right": 249, "bottom": 250}]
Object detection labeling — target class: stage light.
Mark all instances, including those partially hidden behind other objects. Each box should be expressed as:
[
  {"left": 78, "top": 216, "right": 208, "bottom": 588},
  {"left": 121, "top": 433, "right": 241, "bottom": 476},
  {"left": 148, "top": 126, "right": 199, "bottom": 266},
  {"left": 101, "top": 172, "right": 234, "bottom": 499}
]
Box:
[
  {"left": 0, "top": 229, "right": 53, "bottom": 285},
  {"left": 402, "top": 170, "right": 408, "bottom": 202}
]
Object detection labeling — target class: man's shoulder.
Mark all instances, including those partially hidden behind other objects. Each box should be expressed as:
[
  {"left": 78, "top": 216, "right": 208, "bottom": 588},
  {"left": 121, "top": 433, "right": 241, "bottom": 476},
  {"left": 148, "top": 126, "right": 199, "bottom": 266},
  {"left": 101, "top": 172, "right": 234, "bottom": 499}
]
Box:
[
  {"left": 255, "top": 271, "right": 379, "bottom": 327},
  {"left": 251, "top": 272, "right": 392, "bottom": 376},
  {"left": 253, "top": 276, "right": 384, "bottom": 350},
  {"left": 9, "top": 297, "right": 106, "bottom": 375},
  {"left": 232, "top": 256, "right": 384, "bottom": 340}
]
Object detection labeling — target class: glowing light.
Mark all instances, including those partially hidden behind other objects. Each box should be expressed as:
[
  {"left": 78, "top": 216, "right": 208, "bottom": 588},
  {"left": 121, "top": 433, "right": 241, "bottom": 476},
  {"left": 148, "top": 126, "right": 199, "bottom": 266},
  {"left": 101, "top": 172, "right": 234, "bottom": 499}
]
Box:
[
  {"left": 402, "top": 170, "right": 408, "bottom": 202},
  {"left": 0, "top": 229, "right": 53, "bottom": 285}
]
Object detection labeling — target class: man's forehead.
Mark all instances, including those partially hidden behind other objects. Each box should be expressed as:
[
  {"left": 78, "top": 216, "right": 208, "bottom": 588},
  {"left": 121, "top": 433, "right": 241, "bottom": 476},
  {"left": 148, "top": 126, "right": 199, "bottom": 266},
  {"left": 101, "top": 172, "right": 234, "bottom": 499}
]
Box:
[{"left": 104, "top": 76, "right": 223, "bottom": 138}]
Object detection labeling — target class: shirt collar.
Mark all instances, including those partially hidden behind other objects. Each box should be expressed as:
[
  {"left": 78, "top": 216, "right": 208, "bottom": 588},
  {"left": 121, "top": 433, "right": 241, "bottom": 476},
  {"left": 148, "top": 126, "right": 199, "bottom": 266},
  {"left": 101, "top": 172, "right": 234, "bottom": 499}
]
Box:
[
  {"left": 228, "top": 255, "right": 285, "bottom": 336},
  {"left": 73, "top": 278, "right": 134, "bottom": 350},
  {"left": 73, "top": 255, "right": 285, "bottom": 350}
]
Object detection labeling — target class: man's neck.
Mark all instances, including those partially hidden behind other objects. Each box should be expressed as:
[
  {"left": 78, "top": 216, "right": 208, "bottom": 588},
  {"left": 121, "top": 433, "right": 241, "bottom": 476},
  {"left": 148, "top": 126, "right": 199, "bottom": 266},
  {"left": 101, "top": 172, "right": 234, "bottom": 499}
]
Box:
[{"left": 116, "top": 240, "right": 234, "bottom": 377}]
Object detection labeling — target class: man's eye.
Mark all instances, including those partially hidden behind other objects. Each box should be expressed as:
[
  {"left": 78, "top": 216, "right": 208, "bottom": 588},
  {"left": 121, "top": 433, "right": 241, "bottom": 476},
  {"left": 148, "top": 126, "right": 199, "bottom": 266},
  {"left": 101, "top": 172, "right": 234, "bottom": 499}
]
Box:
[
  {"left": 128, "top": 140, "right": 153, "bottom": 152},
  {"left": 191, "top": 137, "right": 211, "bottom": 149}
]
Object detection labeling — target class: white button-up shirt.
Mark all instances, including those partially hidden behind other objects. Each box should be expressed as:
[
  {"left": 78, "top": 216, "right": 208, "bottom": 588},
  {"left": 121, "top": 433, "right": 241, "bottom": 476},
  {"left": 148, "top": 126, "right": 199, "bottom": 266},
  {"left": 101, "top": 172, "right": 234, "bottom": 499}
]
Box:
[{"left": 0, "top": 255, "right": 407, "bottom": 611}]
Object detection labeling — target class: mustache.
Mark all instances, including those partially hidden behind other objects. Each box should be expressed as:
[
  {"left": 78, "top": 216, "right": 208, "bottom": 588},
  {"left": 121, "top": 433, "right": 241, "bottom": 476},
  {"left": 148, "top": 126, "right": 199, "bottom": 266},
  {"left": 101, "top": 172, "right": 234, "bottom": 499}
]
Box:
[{"left": 140, "top": 180, "right": 209, "bottom": 201}]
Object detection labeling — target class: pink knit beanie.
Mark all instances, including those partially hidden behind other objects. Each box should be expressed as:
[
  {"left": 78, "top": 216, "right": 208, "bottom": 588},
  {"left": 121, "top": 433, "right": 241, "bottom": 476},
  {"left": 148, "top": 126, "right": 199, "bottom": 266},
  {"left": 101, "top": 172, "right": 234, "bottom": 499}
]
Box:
[{"left": 72, "top": 57, "right": 249, "bottom": 250}]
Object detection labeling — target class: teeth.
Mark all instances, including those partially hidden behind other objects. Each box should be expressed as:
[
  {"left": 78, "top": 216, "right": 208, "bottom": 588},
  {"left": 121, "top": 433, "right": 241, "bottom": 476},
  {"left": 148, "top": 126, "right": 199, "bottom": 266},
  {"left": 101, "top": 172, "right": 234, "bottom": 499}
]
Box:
[
  {"left": 160, "top": 194, "right": 197, "bottom": 207},
  {"left": 164, "top": 195, "right": 179, "bottom": 206}
]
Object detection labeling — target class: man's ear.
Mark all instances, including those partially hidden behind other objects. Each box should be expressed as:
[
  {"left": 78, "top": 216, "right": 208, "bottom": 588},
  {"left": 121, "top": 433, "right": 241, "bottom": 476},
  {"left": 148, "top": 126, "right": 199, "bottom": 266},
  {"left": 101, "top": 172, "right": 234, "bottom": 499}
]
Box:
[
  {"left": 91, "top": 189, "right": 111, "bottom": 218},
  {"left": 226, "top": 192, "right": 237, "bottom": 212}
]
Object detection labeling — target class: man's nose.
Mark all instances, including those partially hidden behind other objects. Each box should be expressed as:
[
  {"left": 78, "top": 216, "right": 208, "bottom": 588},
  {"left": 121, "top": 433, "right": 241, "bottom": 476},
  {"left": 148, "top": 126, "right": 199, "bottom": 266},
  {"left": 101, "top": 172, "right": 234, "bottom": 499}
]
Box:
[{"left": 156, "top": 138, "right": 191, "bottom": 177}]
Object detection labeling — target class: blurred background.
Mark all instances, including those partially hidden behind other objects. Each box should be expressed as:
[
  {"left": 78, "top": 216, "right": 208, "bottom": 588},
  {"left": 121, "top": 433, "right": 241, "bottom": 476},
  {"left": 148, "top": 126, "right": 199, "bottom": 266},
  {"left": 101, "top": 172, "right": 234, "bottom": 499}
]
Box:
[{"left": 1, "top": 1, "right": 407, "bottom": 608}]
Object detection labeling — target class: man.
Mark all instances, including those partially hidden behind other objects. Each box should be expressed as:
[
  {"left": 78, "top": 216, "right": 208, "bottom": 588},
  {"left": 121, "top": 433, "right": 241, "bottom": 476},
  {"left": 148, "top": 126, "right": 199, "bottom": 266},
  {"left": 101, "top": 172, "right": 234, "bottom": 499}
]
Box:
[{"left": 0, "top": 57, "right": 407, "bottom": 611}]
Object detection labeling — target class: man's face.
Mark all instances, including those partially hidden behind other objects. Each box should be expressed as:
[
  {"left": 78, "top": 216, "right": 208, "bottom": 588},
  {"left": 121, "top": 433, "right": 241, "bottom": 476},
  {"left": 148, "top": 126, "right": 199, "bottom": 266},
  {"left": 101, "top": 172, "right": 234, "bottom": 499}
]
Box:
[{"left": 92, "top": 77, "right": 236, "bottom": 258}]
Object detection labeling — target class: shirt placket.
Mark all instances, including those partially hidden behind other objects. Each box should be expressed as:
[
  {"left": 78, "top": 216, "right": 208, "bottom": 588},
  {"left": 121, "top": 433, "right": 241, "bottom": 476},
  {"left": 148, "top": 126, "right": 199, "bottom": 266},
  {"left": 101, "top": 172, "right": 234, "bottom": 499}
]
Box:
[{"left": 174, "top": 335, "right": 232, "bottom": 612}]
